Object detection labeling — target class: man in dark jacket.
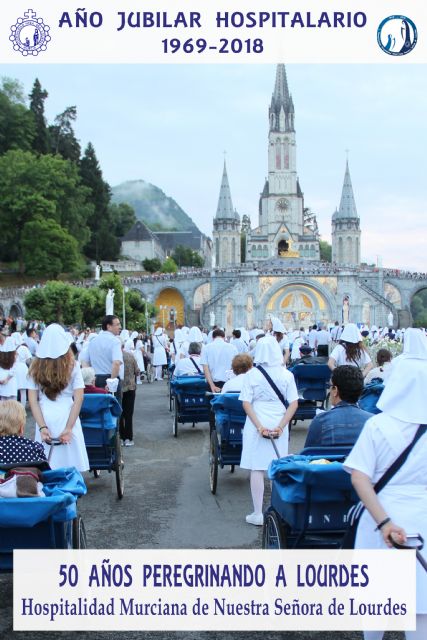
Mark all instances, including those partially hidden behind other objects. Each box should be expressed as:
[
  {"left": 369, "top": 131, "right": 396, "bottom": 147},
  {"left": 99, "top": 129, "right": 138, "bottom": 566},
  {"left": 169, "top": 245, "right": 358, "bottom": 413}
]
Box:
[{"left": 304, "top": 365, "right": 372, "bottom": 448}]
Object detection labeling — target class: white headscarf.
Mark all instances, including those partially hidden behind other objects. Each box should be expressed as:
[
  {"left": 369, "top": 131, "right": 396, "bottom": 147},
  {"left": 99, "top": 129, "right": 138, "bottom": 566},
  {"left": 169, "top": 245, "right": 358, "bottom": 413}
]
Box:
[
  {"left": 181, "top": 326, "right": 190, "bottom": 337},
  {"left": 340, "top": 323, "right": 362, "bottom": 344},
  {"left": 254, "top": 336, "right": 283, "bottom": 367},
  {"left": 130, "top": 331, "right": 138, "bottom": 341},
  {"left": 399, "top": 328, "right": 427, "bottom": 361},
  {"left": 271, "top": 317, "right": 285, "bottom": 334},
  {"left": 120, "top": 329, "right": 130, "bottom": 342},
  {"left": 36, "top": 324, "right": 70, "bottom": 359},
  {"left": 0, "top": 337, "right": 16, "bottom": 353},
  {"left": 188, "top": 326, "right": 203, "bottom": 342},
  {"left": 376, "top": 357, "right": 427, "bottom": 423},
  {"left": 238, "top": 327, "right": 250, "bottom": 343},
  {"left": 174, "top": 328, "right": 184, "bottom": 344},
  {"left": 10, "top": 332, "right": 23, "bottom": 347},
  {"left": 154, "top": 327, "right": 163, "bottom": 336}
]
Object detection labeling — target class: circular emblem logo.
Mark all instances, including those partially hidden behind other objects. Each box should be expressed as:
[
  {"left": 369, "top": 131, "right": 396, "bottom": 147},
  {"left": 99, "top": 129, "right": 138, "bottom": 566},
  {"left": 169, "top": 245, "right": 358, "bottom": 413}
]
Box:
[
  {"left": 377, "top": 15, "right": 417, "bottom": 56},
  {"left": 9, "top": 9, "right": 51, "bottom": 57}
]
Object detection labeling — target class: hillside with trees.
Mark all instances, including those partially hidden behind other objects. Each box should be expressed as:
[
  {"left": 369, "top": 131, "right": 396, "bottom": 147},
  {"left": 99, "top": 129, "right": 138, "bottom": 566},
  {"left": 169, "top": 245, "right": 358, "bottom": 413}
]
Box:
[{"left": 0, "top": 77, "right": 136, "bottom": 277}]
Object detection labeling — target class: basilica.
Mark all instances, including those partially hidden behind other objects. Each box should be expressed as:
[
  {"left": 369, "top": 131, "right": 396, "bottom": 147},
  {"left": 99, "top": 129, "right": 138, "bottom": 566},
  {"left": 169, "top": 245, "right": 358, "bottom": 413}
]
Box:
[{"left": 206, "top": 64, "right": 400, "bottom": 332}]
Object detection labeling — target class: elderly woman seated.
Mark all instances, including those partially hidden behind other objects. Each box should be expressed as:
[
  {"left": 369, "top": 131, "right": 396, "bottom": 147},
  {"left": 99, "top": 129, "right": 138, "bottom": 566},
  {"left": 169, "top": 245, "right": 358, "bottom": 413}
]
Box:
[
  {"left": 221, "top": 353, "right": 253, "bottom": 393},
  {"left": 81, "top": 367, "right": 108, "bottom": 394}
]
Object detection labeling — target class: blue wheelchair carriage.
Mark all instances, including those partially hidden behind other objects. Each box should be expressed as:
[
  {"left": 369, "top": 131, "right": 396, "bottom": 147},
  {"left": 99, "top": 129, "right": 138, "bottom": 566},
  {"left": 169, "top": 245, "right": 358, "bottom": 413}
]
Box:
[
  {"left": 262, "top": 446, "right": 357, "bottom": 549},
  {"left": 80, "top": 393, "right": 124, "bottom": 499},
  {"left": 170, "top": 375, "right": 210, "bottom": 438},
  {"left": 209, "top": 393, "right": 246, "bottom": 495},
  {"left": 289, "top": 364, "right": 331, "bottom": 424},
  {"left": 0, "top": 465, "right": 87, "bottom": 572}
]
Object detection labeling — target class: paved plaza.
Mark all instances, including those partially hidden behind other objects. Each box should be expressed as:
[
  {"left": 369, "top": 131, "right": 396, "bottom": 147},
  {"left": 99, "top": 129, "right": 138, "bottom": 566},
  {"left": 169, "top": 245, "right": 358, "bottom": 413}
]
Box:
[{"left": 0, "top": 380, "right": 404, "bottom": 640}]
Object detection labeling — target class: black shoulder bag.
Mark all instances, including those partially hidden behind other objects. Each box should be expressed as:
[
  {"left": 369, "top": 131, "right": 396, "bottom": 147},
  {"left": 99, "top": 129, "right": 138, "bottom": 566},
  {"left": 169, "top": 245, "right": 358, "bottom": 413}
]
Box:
[
  {"left": 341, "top": 423, "right": 427, "bottom": 549},
  {"left": 256, "top": 365, "right": 289, "bottom": 409}
]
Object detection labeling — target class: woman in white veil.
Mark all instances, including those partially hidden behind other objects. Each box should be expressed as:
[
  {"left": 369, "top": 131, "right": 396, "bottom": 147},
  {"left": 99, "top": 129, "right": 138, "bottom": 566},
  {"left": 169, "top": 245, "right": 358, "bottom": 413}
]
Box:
[{"left": 345, "top": 352, "right": 427, "bottom": 640}]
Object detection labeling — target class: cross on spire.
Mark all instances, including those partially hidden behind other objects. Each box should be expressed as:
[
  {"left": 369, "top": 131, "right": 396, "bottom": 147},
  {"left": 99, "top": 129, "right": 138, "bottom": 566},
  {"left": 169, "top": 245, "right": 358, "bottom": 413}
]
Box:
[{"left": 24, "top": 9, "right": 37, "bottom": 20}]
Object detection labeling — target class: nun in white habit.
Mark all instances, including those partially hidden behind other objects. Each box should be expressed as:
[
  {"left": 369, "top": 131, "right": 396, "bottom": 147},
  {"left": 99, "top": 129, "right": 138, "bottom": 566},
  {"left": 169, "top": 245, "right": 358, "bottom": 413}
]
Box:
[
  {"left": 27, "top": 324, "right": 89, "bottom": 472},
  {"left": 345, "top": 355, "right": 427, "bottom": 640},
  {"left": 239, "top": 336, "right": 298, "bottom": 526}
]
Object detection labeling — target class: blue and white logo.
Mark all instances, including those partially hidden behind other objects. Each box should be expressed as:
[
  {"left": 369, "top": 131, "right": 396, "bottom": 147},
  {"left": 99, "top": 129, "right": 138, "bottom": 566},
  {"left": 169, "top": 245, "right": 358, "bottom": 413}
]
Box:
[
  {"left": 9, "top": 9, "right": 51, "bottom": 57},
  {"left": 377, "top": 15, "right": 417, "bottom": 56}
]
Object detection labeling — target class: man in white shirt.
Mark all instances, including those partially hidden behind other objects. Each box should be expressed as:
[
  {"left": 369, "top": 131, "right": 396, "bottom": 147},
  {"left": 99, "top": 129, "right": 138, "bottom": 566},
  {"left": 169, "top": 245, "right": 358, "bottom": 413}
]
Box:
[
  {"left": 330, "top": 321, "right": 342, "bottom": 343},
  {"left": 200, "top": 328, "right": 238, "bottom": 392},
  {"left": 23, "top": 327, "right": 38, "bottom": 356},
  {"left": 85, "top": 314, "right": 123, "bottom": 399},
  {"left": 315, "top": 323, "right": 332, "bottom": 357},
  {"left": 173, "top": 343, "right": 203, "bottom": 377},
  {"left": 231, "top": 329, "right": 249, "bottom": 353},
  {"left": 308, "top": 325, "right": 318, "bottom": 353}
]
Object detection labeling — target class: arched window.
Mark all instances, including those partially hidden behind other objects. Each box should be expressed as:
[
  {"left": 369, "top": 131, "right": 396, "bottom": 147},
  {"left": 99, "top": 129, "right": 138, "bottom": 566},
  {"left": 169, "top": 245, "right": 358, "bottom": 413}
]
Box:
[
  {"left": 338, "top": 237, "right": 343, "bottom": 263},
  {"left": 231, "top": 238, "right": 236, "bottom": 264},
  {"left": 346, "top": 236, "right": 352, "bottom": 264},
  {"left": 215, "top": 239, "right": 220, "bottom": 266},
  {"left": 252, "top": 244, "right": 257, "bottom": 257},
  {"left": 263, "top": 246, "right": 268, "bottom": 257},
  {"left": 310, "top": 245, "right": 315, "bottom": 258}
]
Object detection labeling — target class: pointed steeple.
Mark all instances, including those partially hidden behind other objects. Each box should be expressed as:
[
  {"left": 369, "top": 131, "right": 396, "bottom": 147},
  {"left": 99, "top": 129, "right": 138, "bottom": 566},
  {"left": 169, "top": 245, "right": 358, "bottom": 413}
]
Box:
[
  {"left": 269, "top": 64, "right": 294, "bottom": 132},
  {"left": 215, "top": 161, "right": 238, "bottom": 220},
  {"left": 336, "top": 160, "right": 358, "bottom": 219}
]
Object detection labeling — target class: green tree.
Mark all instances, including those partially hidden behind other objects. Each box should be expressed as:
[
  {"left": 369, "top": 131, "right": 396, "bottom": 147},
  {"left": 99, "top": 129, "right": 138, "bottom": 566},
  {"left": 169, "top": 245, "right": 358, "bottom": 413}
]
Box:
[
  {"left": 0, "top": 150, "right": 92, "bottom": 269},
  {"left": 108, "top": 202, "right": 137, "bottom": 238},
  {"left": 21, "top": 218, "right": 84, "bottom": 278},
  {"left": 319, "top": 239, "right": 332, "bottom": 262},
  {"left": 79, "top": 142, "right": 118, "bottom": 261},
  {"left": 171, "top": 245, "right": 203, "bottom": 268},
  {"left": 29, "top": 78, "right": 50, "bottom": 155},
  {"left": 24, "top": 281, "right": 74, "bottom": 324},
  {"left": 161, "top": 257, "right": 178, "bottom": 273},
  {"left": 49, "top": 106, "right": 81, "bottom": 162},
  {"left": 142, "top": 258, "right": 162, "bottom": 273},
  {"left": 0, "top": 79, "right": 35, "bottom": 154}
]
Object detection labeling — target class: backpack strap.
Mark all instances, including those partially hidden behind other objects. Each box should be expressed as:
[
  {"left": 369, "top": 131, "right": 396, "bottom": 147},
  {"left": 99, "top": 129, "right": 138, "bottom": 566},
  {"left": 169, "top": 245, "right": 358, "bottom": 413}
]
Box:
[{"left": 189, "top": 357, "right": 202, "bottom": 374}]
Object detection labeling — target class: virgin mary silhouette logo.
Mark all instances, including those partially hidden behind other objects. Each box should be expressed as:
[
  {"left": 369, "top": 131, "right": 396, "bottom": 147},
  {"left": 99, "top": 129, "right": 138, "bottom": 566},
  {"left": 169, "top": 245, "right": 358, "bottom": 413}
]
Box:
[
  {"left": 10, "top": 9, "right": 51, "bottom": 56},
  {"left": 377, "top": 16, "right": 417, "bottom": 56}
]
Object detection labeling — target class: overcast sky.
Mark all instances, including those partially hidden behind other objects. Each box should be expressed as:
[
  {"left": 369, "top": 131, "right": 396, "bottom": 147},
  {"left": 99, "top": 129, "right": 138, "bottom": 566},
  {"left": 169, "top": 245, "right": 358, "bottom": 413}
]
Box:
[{"left": 2, "top": 64, "right": 426, "bottom": 270}]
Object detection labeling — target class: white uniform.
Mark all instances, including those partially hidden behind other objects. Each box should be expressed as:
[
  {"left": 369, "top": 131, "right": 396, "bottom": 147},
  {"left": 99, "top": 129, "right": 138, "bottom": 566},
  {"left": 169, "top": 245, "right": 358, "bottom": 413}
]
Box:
[
  {"left": 134, "top": 339, "right": 145, "bottom": 373},
  {"left": 29, "top": 363, "right": 89, "bottom": 472},
  {"left": 239, "top": 365, "right": 298, "bottom": 470},
  {"left": 152, "top": 333, "right": 168, "bottom": 366},
  {"left": 345, "top": 414, "right": 427, "bottom": 613}
]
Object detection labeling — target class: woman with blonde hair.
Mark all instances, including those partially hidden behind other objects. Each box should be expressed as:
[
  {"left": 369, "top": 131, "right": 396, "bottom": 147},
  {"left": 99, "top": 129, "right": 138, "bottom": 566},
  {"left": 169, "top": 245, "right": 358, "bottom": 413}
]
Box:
[{"left": 27, "top": 323, "right": 89, "bottom": 471}]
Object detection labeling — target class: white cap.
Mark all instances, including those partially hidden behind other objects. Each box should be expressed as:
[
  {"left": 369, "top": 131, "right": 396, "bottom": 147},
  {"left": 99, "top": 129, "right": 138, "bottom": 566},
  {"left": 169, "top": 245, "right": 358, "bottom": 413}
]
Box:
[
  {"left": 377, "top": 357, "right": 427, "bottom": 423},
  {"left": 36, "top": 324, "right": 70, "bottom": 359},
  {"left": 340, "top": 323, "right": 362, "bottom": 344}
]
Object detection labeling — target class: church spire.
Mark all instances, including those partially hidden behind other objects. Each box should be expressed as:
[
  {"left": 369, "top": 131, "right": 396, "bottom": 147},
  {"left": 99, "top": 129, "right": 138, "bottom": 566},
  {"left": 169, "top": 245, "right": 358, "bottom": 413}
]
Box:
[
  {"left": 269, "top": 64, "right": 294, "bottom": 132},
  {"left": 337, "top": 160, "right": 358, "bottom": 219},
  {"left": 215, "top": 161, "right": 238, "bottom": 220}
]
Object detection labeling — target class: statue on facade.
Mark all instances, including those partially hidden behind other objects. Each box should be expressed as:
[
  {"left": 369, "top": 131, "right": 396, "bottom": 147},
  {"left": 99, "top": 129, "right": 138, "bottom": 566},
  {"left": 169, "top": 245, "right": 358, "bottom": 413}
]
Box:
[
  {"left": 106, "top": 289, "right": 115, "bottom": 315},
  {"left": 95, "top": 264, "right": 101, "bottom": 281},
  {"left": 387, "top": 311, "right": 394, "bottom": 328},
  {"left": 209, "top": 312, "right": 215, "bottom": 327},
  {"left": 342, "top": 296, "right": 350, "bottom": 324}
]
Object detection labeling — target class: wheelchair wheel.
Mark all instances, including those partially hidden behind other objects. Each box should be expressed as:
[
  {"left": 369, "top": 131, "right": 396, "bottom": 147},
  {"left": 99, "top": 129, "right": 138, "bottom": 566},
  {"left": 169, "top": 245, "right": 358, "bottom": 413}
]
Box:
[
  {"left": 209, "top": 430, "right": 219, "bottom": 495},
  {"left": 262, "top": 510, "right": 284, "bottom": 549},
  {"left": 72, "top": 516, "right": 87, "bottom": 549},
  {"left": 173, "top": 402, "right": 178, "bottom": 437},
  {"left": 114, "top": 435, "right": 124, "bottom": 499}
]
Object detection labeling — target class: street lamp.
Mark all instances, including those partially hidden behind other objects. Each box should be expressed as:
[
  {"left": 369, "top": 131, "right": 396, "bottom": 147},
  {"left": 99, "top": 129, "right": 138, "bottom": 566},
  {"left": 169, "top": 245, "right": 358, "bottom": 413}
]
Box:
[
  {"left": 122, "top": 286, "right": 129, "bottom": 330},
  {"left": 160, "top": 305, "right": 167, "bottom": 327}
]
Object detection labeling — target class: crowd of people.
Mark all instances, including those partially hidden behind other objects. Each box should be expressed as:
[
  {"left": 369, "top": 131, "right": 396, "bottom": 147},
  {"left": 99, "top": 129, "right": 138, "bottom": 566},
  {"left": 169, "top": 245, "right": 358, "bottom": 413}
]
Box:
[{"left": 0, "top": 313, "right": 425, "bottom": 638}]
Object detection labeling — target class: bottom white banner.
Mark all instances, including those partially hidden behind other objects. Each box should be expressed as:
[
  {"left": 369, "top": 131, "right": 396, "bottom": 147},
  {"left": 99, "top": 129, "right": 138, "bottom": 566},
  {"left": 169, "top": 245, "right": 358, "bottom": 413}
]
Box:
[{"left": 13, "top": 549, "right": 415, "bottom": 631}]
